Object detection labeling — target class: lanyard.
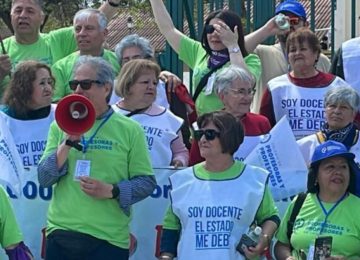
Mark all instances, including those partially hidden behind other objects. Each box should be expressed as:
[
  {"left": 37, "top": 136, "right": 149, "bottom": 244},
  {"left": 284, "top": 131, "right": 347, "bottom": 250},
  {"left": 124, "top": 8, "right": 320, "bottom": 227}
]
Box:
[
  {"left": 81, "top": 110, "right": 113, "bottom": 154},
  {"left": 316, "top": 192, "right": 347, "bottom": 234}
]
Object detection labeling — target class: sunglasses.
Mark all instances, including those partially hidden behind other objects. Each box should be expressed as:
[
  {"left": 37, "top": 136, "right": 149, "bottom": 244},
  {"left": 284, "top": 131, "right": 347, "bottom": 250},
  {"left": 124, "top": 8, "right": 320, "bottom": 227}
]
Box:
[
  {"left": 69, "top": 79, "right": 102, "bottom": 91},
  {"left": 194, "top": 129, "right": 221, "bottom": 141},
  {"left": 289, "top": 17, "right": 301, "bottom": 26},
  {"left": 205, "top": 24, "right": 215, "bottom": 34}
]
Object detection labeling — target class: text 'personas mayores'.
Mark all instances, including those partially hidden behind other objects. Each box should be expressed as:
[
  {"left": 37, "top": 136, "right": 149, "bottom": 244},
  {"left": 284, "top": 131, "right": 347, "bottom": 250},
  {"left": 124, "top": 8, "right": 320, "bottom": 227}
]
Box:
[{"left": 188, "top": 206, "right": 243, "bottom": 250}]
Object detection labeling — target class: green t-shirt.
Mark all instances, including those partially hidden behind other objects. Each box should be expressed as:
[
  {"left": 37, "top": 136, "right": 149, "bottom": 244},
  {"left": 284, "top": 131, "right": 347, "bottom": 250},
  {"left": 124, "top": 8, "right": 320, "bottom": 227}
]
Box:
[
  {"left": 51, "top": 50, "right": 121, "bottom": 102},
  {"left": 276, "top": 193, "right": 360, "bottom": 259},
  {"left": 163, "top": 161, "right": 278, "bottom": 230},
  {"left": 1, "top": 26, "right": 77, "bottom": 96},
  {"left": 0, "top": 186, "right": 23, "bottom": 248},
  {"left": 178, "top": 35, "right": 261, "bottom": 115},
  {"left": 42, "top": 112, "right": 153, "bottom": 249}
]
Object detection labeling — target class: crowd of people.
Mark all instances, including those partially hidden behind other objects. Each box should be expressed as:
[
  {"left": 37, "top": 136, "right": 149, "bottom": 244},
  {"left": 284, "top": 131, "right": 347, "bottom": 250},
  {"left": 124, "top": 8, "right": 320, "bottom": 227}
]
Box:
[{"left": 0, "top": 0, "right": 360, "bottom": 259}]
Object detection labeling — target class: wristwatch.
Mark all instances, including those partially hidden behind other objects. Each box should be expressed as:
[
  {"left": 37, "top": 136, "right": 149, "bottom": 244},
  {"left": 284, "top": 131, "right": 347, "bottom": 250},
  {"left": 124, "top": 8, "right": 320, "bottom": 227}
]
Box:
[
  {"left": 108, "top": 0, "right": 121, "bottom": 7},
  {"left": 229, "top": 46, "right": 240, "bottom": 53},
  {"left": 112, "top": 184, "right": 120, "bottom": 199}
]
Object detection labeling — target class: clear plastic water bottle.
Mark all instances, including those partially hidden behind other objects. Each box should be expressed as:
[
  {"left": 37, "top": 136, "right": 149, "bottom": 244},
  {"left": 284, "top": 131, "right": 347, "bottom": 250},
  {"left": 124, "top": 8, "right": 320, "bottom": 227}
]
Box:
[
  {"left": 237, "top": 226, "right": 262, "bottom": 254},
  {"left": 275, "top": 13, "right": 289, "bottom": 30},
  {"left": 248, "top": 226, "right": 262, "bottom": 242}
]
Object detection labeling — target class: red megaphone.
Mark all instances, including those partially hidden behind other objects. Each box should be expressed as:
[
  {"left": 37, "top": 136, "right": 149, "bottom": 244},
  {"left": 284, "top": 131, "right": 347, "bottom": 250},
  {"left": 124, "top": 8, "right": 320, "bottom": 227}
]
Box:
[{"left": 55, "top": 94, "right": 96, "bottom": 135}]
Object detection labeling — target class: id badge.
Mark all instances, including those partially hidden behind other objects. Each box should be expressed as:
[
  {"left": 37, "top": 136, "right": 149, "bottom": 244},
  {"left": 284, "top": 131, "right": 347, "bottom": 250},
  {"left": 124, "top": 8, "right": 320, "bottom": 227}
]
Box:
[
  {"left": 204, "top": 73, "right": 216, "bottom": 95},
  {"left": 74, "top": 159, "right": 91, "bottom": 180}
]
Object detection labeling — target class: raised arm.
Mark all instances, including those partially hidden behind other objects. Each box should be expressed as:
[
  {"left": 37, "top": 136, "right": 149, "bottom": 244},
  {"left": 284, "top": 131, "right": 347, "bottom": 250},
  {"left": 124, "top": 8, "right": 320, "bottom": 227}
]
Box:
[
  {"left": 245, "top": 16, "right": 288, "bottom": 53},
  {"left": 149, "top": 0, "right": 184, "bottom": 52},
  {"left": 214, "top": 21, "right": 249, "bottom": 70},
  {"left": 99, "top": 0, "right": 124, "bottom": 21}
]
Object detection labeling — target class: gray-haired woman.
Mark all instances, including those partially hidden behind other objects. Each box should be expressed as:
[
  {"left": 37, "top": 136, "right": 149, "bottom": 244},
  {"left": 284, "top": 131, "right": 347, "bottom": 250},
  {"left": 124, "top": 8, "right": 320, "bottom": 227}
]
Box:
[
  {"left": 297, "top": 84, "right": 360, "bottom": 166},
  {"left": 189, "top": 65, "right": 271, "bottom": 165}
]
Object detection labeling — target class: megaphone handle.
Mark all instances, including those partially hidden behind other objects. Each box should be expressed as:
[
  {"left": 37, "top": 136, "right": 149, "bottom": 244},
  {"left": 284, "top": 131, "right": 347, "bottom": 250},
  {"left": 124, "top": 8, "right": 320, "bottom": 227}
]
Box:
[{"left": 65, "top": 139, "right": 83, "bottom": 151}]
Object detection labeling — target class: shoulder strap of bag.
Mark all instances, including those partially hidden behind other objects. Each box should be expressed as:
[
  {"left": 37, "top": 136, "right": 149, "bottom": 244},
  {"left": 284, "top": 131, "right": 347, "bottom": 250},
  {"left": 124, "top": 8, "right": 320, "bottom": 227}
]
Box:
[
  {"left": 287, "top": 192, "right": 307, "bottom": 243},
  {"left": 192, "top": 59, "right": 229, "bottom": 102},
  {"left": 125, "top": 106, "right": 150, "bottom": 117}
]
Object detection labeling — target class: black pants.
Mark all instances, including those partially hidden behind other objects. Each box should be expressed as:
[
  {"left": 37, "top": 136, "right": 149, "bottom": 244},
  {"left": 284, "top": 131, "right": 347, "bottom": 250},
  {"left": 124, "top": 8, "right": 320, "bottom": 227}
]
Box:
[{"left": 45, "top": 230, "right": 129, "bottom": 260}]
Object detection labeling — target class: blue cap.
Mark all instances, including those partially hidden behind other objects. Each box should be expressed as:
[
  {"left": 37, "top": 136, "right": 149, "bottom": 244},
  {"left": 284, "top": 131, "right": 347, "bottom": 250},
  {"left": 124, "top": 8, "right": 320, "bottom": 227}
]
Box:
[
  {"left": 275, "top": 0, "right": 307, "bottom": 20},
  {"left": 310, "top": 140, "right": 355, "bottom": 166}
]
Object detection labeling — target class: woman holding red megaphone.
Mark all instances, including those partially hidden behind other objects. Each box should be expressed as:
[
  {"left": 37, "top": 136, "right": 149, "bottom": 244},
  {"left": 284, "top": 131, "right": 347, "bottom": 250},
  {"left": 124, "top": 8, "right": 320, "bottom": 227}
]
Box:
[{"left": 38, "top": 56, "right": 155, "bottom": 260}]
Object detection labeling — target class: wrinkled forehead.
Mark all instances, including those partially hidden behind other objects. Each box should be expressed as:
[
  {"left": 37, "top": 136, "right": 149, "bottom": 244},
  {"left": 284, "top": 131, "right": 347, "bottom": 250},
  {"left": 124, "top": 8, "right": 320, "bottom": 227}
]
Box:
[{"left": 12, "top": 0, "right": 43, "bottom": 11}]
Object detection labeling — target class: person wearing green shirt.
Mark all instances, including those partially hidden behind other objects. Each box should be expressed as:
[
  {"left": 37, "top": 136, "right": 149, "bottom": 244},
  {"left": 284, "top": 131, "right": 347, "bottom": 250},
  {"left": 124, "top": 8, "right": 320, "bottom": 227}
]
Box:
[
  {"left": 0, "top": 186, "right": 33, "bottom": 259},
  {"left": 0, "top": 0, "right": 124, "bottom": 97},
  {"left": 275, "top": 140, "right": 360, "bottom": 259},
  {"left": 149, "top": 0, "right": 261, "bottom": 116},
  {"left": 38, "top": 56, "right": 156, "bottom": 259},
  {"left": 158, "top": 111, "right": 279, "bottom": 260},
  {"left": 52, "top": 8, "right": 120, "bottom": 102}
]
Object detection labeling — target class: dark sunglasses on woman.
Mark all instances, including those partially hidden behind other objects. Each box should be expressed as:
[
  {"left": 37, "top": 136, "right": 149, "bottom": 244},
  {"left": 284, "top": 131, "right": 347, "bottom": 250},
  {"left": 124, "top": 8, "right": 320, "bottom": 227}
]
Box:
[
  {"left": 194, "top": 129, "right": 221, "bottom": 141},
  {"left": 69, "top": 79, "right": 102, "bottom": 91},
  {"left": 205, "top": 24, "right": 215, "bottom": 34}
]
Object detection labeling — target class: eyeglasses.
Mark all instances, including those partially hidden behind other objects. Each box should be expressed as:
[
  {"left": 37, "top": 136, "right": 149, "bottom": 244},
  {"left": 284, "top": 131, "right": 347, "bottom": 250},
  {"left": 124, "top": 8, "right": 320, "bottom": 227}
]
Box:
[
  {"left": 193, "top": 129, "right": 220, "bottom": 141},
  {"left": 205, "top": 24, "right": 215, "bottom": 34},
  {"left": 69, "top": 79, "right": 102, "bottom": 91},
  {"left": 228, "top": 87, "right": 256, "bottom": 97}
]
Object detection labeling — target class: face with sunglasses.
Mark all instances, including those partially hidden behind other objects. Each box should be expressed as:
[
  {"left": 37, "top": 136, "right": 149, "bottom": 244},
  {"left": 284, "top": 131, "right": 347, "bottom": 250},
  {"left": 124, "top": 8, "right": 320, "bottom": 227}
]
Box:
[
  {"left": 194, "top": 122, "right": 223, "bottom": 158},
  {"left": 277, "top": 12, "right": 307, "bottom": 43},
  {"left": 70, "top": 64, "right": 111, "bottom": 114},
  {"left": 205, "top": 18, "right": 229, "bottom": 51}
]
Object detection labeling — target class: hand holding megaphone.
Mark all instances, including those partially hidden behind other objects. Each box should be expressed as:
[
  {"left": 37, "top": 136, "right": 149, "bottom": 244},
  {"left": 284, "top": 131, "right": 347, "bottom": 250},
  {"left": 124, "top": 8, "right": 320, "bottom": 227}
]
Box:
[{"left": 55, "top": 94, "right": 96, "bottom": 136}]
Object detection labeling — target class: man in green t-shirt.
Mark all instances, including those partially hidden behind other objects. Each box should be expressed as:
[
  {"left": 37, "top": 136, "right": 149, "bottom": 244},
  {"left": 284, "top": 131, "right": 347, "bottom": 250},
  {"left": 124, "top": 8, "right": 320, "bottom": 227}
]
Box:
[
  {"left": 0, "top": 0, "right": 123, "bottom": 96},
  {"left": 52, "top": 8, "right": 120, "bottom": 102}
]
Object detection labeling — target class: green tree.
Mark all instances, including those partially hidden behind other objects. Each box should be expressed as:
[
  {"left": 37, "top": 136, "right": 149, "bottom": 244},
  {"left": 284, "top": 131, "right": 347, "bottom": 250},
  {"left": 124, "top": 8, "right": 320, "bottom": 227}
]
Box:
[
  {"left": 0, "top": 0, "right": 88, "bottom": 33},
  {"left": 0, "top": 0, "right": 150, "bottom": 33}
]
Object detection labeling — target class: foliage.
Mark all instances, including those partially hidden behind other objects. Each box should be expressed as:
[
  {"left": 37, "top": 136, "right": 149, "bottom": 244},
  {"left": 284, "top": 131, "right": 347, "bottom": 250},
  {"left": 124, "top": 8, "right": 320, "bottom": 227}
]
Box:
[{"left": 0, "top": 0, "right": 151, "bottom": 33}]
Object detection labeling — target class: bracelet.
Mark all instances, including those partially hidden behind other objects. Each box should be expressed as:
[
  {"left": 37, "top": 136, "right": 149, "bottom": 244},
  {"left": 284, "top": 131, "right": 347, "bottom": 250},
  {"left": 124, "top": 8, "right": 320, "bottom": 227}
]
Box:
[{"left": 108, "top": 0, "right": 121, "bottom": 7}]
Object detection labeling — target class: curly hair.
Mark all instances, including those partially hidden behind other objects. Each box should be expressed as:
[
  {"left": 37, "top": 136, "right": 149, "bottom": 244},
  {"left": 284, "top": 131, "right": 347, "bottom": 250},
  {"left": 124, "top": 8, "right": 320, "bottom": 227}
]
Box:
[{"left": 2, "top": 61, "right": 54, "bottom": 117}]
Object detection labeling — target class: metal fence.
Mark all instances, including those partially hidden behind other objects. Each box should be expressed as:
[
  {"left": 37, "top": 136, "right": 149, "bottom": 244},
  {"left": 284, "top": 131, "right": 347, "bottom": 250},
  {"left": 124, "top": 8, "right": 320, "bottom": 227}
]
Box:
[{"left": 159, "top": 0, "right": 357, "bottom": 92}]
